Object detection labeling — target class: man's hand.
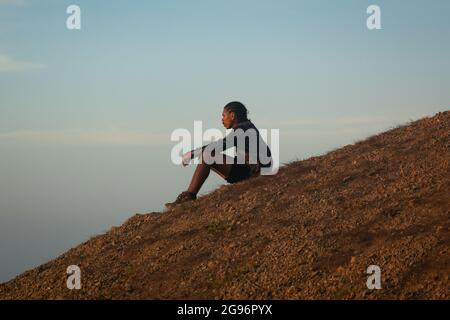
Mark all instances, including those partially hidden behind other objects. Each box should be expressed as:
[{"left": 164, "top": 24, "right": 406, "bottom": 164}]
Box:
[{"left": 181, "top": 151, "right": 192, "bottom": 167}]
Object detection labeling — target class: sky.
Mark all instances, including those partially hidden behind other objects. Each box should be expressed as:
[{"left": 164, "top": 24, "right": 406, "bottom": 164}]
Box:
[{"left": 0, "top": 0, "right": 449, "bottom": 282}]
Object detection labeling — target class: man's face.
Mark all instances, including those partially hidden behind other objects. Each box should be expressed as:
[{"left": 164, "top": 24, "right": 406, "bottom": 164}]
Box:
[{"left": 222, "top": 108, "right": 235, "bottom": 129}]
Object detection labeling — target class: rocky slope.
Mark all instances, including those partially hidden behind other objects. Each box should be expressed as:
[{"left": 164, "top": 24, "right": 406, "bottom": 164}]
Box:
[{"left": 1, "top": 111, "right": 449, "bottom": 299}]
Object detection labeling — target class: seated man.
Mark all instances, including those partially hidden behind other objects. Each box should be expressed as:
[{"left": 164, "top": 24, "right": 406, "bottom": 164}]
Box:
[{"left": 165, "top": 101, "right": 272, "bottom": 209}]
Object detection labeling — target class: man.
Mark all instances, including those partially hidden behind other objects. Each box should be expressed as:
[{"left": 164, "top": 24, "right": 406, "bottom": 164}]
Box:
[{"left": 165, "top": 101, "right": 272, "bottom": 209}]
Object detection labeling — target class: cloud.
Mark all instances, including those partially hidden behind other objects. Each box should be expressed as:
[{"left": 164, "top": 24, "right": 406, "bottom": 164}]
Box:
[
  {"left": 258, "top": 113, "right": 427, "bottom": 144},
  {"left": 0, "top": 130, "right": 170, "bottom": 146},
  {"left": 258, "top": 115, "right": 405, "bottom": 127},
  {"left": 0, "top": 54, "right": 45, "bottom": 72},
  {"left": 257, "top": 114, "right": 428, "bottom": 134}
]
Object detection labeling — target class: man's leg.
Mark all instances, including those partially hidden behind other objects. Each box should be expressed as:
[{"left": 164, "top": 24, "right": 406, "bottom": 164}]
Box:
[{"left": 187, "top": 151, "right": 234, "bottom": 196}]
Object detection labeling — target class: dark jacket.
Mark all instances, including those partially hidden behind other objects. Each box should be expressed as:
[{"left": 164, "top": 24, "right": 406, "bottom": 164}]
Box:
[{"left": 190, "top": 120, "right": 272, "bottom": 173}]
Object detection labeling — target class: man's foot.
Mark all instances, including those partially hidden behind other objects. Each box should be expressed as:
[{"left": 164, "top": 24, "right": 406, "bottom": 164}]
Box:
[{"left": 165, "top": 191, "right": 197, "bottom": 209}]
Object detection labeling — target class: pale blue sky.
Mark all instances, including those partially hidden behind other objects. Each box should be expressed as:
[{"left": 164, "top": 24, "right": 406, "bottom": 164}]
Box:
[
  {"left": 0, "top": 0, "right": 449, "bottom": 282},
  {"left": 1, "top": 0, "right": 449, "bottom": 137}
]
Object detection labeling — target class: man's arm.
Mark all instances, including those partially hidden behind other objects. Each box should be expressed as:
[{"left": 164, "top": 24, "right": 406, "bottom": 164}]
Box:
[{"left": 189, "top": 131, "right": 235, "bottom": 160}]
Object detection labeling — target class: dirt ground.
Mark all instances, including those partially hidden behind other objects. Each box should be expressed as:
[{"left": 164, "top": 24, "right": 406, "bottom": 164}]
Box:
[{"left": 1, "top": 111, "right": 449, "bottom": 300}]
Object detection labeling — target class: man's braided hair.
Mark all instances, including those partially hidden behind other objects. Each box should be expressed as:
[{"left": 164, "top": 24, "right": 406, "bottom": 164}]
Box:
[{"left": 224, "top": 101, "right": 250, "bottom": 122}]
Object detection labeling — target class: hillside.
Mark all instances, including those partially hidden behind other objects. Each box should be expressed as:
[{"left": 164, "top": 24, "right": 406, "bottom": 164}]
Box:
[{"left": 1, "top": 111, "right": 449, "bottom": 299}]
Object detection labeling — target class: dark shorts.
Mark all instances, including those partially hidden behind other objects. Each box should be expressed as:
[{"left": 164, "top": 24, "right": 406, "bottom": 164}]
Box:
[{"left": 226, "top": 163, "right": 252, "bottom": 184}]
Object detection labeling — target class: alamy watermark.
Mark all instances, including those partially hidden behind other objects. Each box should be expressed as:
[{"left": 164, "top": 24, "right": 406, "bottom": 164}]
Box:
[
  {"left": 367, "top": 5, "right": 381, "bottom": 30},
  {"left": 366, "top": 265, "right": 382, "bottom": 290},
  {"left": 170, "top": 121, "right": 279, "bottom": 175},
  {"left": 66, "top": 265, "right": 81, "bottom": 290},
  {"left": 65, "top": 5, "right": 381, "bottom": 31},
  {"left": 66, "top": 5, "right": 81, "bottom": 30}
]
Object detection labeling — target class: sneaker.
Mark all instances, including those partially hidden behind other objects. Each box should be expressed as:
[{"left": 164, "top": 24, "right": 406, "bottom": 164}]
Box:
[{"left": 165, "top": 191, "right": 197, "bottom": 209}]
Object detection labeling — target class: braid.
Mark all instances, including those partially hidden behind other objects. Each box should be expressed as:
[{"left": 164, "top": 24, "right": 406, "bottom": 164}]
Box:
[{"left": 224, "top": 101, "right": 249, "bottom": 122}]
